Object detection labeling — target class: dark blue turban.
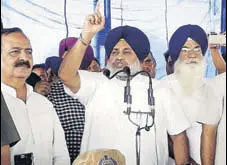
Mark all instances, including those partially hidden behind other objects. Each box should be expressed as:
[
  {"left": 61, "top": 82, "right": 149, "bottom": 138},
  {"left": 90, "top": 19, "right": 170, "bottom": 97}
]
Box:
[
  {"left": 167, "top": 24, "right": 208, "bottom": 63},
  {"left": 45, "top": 56, "right": 63, "bottom": 76},
  {"left": 105, "top": 26, "right": 150, "bottom": 62}
]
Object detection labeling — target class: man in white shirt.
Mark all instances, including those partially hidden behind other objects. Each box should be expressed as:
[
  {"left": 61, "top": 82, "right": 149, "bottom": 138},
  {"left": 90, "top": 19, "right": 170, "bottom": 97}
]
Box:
[
  {"left": 210, "top": 72, "right": 226, "bottom": 165},
  {"left": 1, "top": 27, "right": 70, "bottom": 165},
  {"left": 163, "top": 24, "right": 221, "bottom": 165},
  {"left": 59, "top": 3, "right": 191, "bottom": 165}
]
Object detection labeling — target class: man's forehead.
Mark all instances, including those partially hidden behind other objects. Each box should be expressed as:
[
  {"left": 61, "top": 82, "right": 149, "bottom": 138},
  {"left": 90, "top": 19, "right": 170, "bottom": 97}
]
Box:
[
  {"left": 2, "top": 32, "right": 31, "bottom": 48},
  {"left": 183, "top": 39, "right": 200, "bottom": 47}
]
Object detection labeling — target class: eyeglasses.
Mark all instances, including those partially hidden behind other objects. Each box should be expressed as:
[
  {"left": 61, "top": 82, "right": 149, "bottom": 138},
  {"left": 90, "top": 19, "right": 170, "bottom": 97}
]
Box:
[
  {"left": 143, "top": 59, "right": 156, "bottom": 67},
  {"left": 181, "top": 47, "right": 202, "bottom": 54}
]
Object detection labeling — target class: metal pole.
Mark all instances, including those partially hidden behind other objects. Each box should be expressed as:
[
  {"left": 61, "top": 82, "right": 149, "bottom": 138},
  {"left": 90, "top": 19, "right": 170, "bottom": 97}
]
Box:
[
  {"left": 93, "top": 0, "right": 111, "bottom": 63},
  {"left": 221, "top": 0, "right": 226, "bottom": 55}
]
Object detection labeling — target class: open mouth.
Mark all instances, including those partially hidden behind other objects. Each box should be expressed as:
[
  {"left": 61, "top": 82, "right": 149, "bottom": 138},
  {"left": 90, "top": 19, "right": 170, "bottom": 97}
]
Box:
[
  {"left": 185, "top": 61, "right": 198, "bottom": 64},
  {"left": 114, "top": 63, "right": 125, "bottom": 68}
]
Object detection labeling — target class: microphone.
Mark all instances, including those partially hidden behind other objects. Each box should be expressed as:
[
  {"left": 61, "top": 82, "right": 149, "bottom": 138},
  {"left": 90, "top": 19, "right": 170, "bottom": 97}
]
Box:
[
  {"left": 103, "top": 69, "right": 111, "bottom": 79},
  {"left": 123, "top": 66, "right": 132, "bottom": 115},
  {"left": 123, "top": 66, "right": 131, "bottom": 76}
]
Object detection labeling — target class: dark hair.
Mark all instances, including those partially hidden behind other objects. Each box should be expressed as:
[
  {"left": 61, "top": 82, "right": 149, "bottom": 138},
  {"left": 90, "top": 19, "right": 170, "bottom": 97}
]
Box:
[
  {"left": 32, "top": 64, "right": 46, "bottom": 70},
  {"left": 1, "top": 19, "right": 3, "bottom": 30},
  {"left": 93, "top": 58, "right": 100, "bottom": 65},
  {"left": 164, "top": 52, "right": 170, "bottom": 62},
  {"left": 149, "top": 51, "right": 156, "bottom": 64},
  {"left": 1, "top": 27, "right": 24, "bottom": 36}
]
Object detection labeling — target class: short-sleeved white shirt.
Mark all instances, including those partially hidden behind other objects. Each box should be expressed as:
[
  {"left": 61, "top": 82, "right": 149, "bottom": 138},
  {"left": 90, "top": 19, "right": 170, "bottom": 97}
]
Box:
[
  {"left": 161, "top": 74, "right": 222, "bottom": 164},
  {"left": 64, "top": 70, "right": 191, "bottom": 165}
]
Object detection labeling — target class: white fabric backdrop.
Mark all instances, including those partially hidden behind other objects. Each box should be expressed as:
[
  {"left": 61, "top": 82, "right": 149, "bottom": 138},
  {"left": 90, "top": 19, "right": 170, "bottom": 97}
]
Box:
[{"left": 1, "top": 0, "right": 222, "bottom": 78}]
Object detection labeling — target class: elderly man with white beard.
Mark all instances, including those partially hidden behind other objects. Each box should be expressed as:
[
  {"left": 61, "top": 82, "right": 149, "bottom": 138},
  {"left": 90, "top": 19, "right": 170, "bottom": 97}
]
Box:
[
  {"left": 58, "top": 2, "right": 193, "bottom": 165},
  {"left": 162, "top": 25, "right": 222, "bottom": 165}
]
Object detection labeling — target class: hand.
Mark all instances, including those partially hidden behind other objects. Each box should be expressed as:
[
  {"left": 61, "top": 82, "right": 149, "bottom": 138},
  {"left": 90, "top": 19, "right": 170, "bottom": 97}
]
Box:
[
  {"left": 209, "top": 43, "right": 220, "bottom": 50},
  {"left": 81, "top": 0, "right": 105, "bottom": 43},
  {"left": 220, "top": 31, "right": 226, "bottom": 47},
  {"left": 208, "top": 31, "right": 226, "bottom": 48},
  {"left": 34, "top": 80, "right": 51, "bottom": 96}
]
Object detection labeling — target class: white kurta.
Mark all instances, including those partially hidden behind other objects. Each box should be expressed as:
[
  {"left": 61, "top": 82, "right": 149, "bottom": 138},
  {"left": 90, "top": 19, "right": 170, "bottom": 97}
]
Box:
[
  {"left": 1, "top": 82, "right": 70, "bottom": 165},
  {"left": 210, "top": 72, "right": 226, "bottom": 165},
  {"left": 162, "top": 74, "right": 222, "bottom": 164},
  {"left": 64, "top": 70, "right": 191, "bottom": 165}
]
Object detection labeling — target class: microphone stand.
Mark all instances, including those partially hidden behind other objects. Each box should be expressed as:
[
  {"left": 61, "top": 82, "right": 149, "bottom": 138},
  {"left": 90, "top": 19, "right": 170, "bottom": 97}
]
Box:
[
  {"left": 128, "top": 70, "right": 156, "bottom": 165},
  {"left": 103, "top": 68, "right": 156, "bottom": 165}
]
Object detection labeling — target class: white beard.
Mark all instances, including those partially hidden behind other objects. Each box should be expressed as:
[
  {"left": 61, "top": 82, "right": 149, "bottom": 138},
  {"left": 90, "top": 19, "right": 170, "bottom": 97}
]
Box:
[
  {"left": 174, "top": 58, "right": 206, "bottom": 95},
  {"left": 106, "top": 60, "right": 142, "bottom": 80}
]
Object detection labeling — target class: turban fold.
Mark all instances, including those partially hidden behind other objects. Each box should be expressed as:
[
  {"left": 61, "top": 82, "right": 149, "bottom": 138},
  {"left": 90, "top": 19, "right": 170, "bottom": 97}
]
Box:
[
  {"left": 45, "top": 56, "right": 62, "bottom": 76},
  {"left": 167, "top": 24, "right": 208, "bottom": 63},
  {"left": 59, "top": 37, "right": 95, "bottom": 70},
  {"left": 105, "top": 26, "right": 150, "bottom": 62}
]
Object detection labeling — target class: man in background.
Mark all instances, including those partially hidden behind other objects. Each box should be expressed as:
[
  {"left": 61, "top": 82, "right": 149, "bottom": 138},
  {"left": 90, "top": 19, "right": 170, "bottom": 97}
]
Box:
[
  {"left": 47, "top": 36, "right": 95, "bottom": 163},
  {"left": 141, "top": 51, "right": 156, "bottom": 78}
]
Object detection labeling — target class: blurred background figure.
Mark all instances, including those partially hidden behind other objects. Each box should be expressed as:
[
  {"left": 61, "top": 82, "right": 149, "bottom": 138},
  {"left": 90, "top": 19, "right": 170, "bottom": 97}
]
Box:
[
  {"left": 141, "top": 51, "right": 156, "bottom": 78},
  {"left": 26, "top": 63, "right": 51, "bottom": 96},
  {"left": 32, "top": 63, "right": 48, "bottom": 81},
  {"left": 47, "top": 36, "right": 97, "bottom": 163},
  {"left": 87, "top": 58, "right": 102, "bottom": 72},
  {"left": 59, "top": 37, "right": 96, "bottom": 71},
  {"left": 45, "top": 56, "right": 62, "bottom": 83}
]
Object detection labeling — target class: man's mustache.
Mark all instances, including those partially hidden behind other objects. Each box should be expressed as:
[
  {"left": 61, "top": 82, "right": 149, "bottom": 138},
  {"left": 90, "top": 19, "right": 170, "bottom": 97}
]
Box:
[{"left": 14, "top": 60, "right": 31, "bottom": 68}]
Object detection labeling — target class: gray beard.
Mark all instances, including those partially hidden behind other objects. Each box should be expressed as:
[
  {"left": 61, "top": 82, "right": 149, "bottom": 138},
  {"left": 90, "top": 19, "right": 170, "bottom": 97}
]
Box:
[
  {"left": 105, "top": 60, "right": 142, "bottom": 81},
  {"left": 174, "top": 58, "right": 206, "bottom": 95}
]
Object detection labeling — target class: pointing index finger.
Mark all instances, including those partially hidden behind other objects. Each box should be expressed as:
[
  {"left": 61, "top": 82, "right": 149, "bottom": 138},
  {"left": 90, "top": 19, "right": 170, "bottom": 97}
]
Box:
[{"left": 95, "top": 0, "right": 101, "bottom": 13}]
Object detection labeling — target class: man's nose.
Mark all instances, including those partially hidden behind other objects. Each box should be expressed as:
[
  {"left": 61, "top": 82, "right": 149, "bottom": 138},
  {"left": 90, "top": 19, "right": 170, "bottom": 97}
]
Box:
[
  {"left": 188, "top": 52, "right": 197, "bottom": 58},
  {"left": 116, "top": 52, "right": 124, "bottom": 60},
  {"left": 19, "top": 50, "right": 31, "bottom": 60}
]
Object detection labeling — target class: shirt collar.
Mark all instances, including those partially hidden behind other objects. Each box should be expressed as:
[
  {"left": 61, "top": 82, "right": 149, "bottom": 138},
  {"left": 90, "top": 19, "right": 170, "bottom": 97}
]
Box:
[{"left": 1, "top": 82, "right": 34, "bottom": 99}]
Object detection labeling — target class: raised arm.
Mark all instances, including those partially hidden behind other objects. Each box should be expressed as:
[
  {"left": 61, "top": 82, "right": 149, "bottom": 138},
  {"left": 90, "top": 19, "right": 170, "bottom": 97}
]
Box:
[
  {"left": 58, "top": 1, "right": 105, "bottom": 93},
  {"left": 209, "top": 45, "right": 226, "bottom": 74},
  {"left": 209, "top": 32, "right": 226, "bottom": 74}
]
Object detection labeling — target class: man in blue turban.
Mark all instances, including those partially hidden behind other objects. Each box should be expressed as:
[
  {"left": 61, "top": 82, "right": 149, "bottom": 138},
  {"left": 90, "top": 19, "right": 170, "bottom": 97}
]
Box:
[
  {"left": 104, "top": 25, "right": 150, "bottom": 79},
  {"left": 162, "top": 25, "right": 221, "bottom": 165},
  {"left": 45, "top": 56, "right": 63, "bottom": 79},
  {"left": 165, "top": 24, "right": 208, "bottom": 75},
  {"left": 58, "top": 3, "right": 192, "bottom": 165}
]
